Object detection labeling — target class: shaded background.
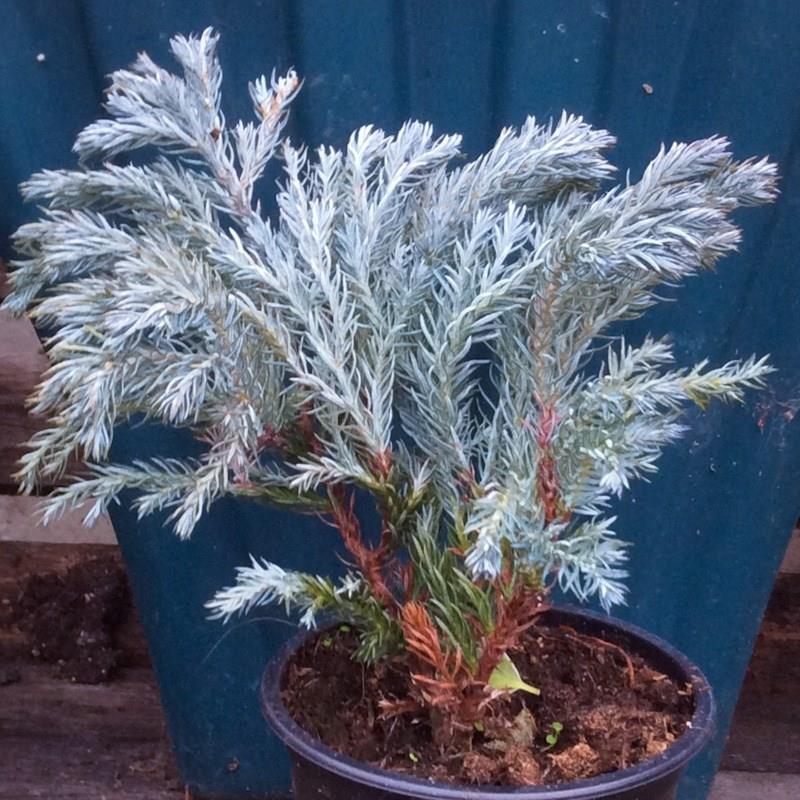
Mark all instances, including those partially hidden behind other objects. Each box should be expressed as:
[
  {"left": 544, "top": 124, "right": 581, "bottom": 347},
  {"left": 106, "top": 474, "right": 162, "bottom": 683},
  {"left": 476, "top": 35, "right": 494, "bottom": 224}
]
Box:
[{"left": 1, "top": 1, "right": 799, "bottom": 797}]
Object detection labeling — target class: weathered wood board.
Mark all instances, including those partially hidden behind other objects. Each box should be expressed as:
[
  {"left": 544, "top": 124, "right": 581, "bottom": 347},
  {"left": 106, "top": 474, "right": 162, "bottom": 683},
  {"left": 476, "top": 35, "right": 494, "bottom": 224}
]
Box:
[
  {"left": 0, "top": 261, "right": 117, "bottom": 541},
  {"left": 0, "top": 495, "right": 116, "bottom": 545},
  {"left": 0, "top": 300, "right": 49, "bottom": 489},
  {"left": 0, "top": 664, "right": 179, "bottom": 800}
]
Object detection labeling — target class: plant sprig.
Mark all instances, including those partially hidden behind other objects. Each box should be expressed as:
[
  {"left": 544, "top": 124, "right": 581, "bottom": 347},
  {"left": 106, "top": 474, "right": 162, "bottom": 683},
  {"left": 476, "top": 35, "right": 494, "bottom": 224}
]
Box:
[{"left": 4, "top": 27, "right": 777, "bottom": 741}]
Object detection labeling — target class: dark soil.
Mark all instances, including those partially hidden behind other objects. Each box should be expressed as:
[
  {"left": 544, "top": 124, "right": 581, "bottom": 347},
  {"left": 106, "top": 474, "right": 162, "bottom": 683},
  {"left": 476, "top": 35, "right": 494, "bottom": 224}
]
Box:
[
  {"left": 283, "top": 624, "right": 694, "bottom": 786},
  {"left": 15, "top": 556, "right": 131, "bottom": 683}
]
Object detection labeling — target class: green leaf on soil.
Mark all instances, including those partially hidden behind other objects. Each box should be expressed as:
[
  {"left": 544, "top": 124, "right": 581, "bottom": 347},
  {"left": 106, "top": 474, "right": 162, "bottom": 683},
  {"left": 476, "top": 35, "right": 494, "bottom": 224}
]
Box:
[{"left": 488, "top": 653, "right": 541, "bottom": 696}]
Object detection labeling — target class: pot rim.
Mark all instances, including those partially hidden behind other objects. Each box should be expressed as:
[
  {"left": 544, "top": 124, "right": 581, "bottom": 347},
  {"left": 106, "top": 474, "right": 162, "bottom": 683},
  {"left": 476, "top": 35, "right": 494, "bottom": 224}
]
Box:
[{"left": 261, "top": 604, "right": 716, "bottom": 799}]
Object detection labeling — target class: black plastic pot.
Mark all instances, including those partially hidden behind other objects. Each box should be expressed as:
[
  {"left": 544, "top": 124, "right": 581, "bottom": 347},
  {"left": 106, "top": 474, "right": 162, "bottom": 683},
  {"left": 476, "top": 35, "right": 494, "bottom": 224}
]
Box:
[{"left": 261, "top": 606, "right": 715, "bottom": 800}]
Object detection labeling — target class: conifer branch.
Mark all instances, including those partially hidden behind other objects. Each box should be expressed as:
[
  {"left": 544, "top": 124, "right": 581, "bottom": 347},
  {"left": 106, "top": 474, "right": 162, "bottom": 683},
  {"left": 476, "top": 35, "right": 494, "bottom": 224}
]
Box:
[{"left": 4, "top": 30, "right": 777, "bottom": 714}]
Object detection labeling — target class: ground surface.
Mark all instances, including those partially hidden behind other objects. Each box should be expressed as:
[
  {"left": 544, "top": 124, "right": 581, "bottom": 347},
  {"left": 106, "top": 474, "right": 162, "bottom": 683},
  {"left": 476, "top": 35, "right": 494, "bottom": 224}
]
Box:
[
  {"left": 710, "top": 772, "right": 800, "bottom": 799},
  {"left": 0, "top": 660, "right": 795, "bottom": 799},
  {"left": 0, "top": 664, "right": 178, "bottom": 799},
  {"left": 1, "top": 560, "right": 797, "bottom": 798}
]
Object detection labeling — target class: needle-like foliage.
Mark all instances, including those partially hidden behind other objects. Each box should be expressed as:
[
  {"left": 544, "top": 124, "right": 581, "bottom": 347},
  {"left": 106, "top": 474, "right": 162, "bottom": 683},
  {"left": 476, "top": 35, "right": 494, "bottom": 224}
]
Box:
[{"left": 4, "top": 29, "right": 777, "bottom": 731}]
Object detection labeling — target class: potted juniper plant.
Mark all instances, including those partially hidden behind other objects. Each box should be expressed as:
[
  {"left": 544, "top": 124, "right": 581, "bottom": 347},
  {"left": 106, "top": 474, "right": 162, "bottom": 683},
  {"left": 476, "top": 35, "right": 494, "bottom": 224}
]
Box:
[{"left": 5, "top": 29, "right": 778, "bottom": 800}]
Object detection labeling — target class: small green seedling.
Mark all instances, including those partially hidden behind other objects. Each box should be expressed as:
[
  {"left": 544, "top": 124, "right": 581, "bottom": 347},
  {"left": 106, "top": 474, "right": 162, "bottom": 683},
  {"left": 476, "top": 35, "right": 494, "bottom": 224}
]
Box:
[
  {"left": 321, "top": 636, "right": 333, "bottom": 648},
  {"left": 544, "top": 721, "right": 564, "bottom": 749},
  {"left": 408, "top": 751, "right": 420, "bottom": 764}
]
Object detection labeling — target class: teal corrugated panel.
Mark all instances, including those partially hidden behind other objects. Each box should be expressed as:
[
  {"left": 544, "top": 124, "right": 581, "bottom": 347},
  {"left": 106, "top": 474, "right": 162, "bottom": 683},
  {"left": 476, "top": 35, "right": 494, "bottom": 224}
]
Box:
[{"left": 1, "top": 2, "right": 799, "bottom": 797}]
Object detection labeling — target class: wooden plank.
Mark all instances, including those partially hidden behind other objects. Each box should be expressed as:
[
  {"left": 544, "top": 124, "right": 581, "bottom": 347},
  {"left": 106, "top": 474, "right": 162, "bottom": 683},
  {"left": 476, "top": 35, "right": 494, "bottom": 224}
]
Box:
[
  {"left": 1, "top": 664, "right": 795, "bottom": 800},
  {"left": 0, "top": 306, "right": 49, "bottom": 489},
  {"left": 0, "top": 495, "right": 116, "bottom": 545},
  {"left": 0, "top": 664, "right": 180, "bottom": 799},
  {"left": 0, "top": 262, "right": 115, "bottom": 512},
  {"left": 780, "top": 524, "right": 800, "bottom": 574},
  {"left": 710, "top": 771, "right": 800, "bottom": 800},
  {"left": 721, "top": 573, "right": 800, "bottom": 773},
  {"left": 721, "top": 699, "right": 800, "bottom": 773},
  {"left": 0, "top": 260, "right": 116, "bottom": 536},
  {"left": 0, "top": 261, "right": 51, "bottom": 489}
]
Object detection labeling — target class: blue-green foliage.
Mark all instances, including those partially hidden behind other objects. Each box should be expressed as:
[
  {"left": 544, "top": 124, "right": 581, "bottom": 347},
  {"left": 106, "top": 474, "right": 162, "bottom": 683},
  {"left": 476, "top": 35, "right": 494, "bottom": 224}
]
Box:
[{"left": 3, "top": 29, "right": 776, "bottom": 638}]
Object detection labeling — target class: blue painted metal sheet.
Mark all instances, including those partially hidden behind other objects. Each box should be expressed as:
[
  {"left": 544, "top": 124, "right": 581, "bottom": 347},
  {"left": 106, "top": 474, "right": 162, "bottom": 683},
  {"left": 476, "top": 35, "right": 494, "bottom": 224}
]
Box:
[{"left": 1, "top": 2, "right": 799, "bottom": 797}]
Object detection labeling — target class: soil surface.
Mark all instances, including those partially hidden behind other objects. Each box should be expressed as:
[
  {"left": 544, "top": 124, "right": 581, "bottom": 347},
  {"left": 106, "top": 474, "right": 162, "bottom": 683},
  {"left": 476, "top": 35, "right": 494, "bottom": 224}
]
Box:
[
  {"left": 283, "top": 624, "right": 694, "bottom": 786},
  {"left": 15, "top": 556, "right": 131, "bottom": 683}
]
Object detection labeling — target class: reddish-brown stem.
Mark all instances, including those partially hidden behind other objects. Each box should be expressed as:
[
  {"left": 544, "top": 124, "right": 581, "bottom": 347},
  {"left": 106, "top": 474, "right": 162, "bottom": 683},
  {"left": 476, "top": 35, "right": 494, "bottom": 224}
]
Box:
[
  {"left": 328, "top": 484, "right": 399, "bottom": 614},
  {"left": 298, "top": 406, "right": 323, "bottom": 455},
  {"left": 397, "top": 584, "right": 549, "bottom": 748},
  {"left": 533, "top": 397, "right": 569, "bottom": 526},
  {"left": 475, "top": 584, "right": 548, "bottom": 683},
  {"left": 370, "top": 448, "right": 393, "bottom": 481},
  {"left": 396, "top": 561, "right": 415, "bottom": 602},
  {"left": 261, "top": 408, "right": 401, "bottom": 615},
  {"left": 256, "top": 423, "right": 286, "bottom": 451}
]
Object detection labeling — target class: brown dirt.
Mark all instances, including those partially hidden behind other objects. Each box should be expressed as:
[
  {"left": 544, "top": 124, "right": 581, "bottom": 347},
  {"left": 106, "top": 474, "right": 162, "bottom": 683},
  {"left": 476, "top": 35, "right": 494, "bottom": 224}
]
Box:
[
  {"left": 282, "top": 623, "right": 694, "bottom": 786},
  {"left": 14, "top": 555, "right": 131, "bottom": 683}
]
